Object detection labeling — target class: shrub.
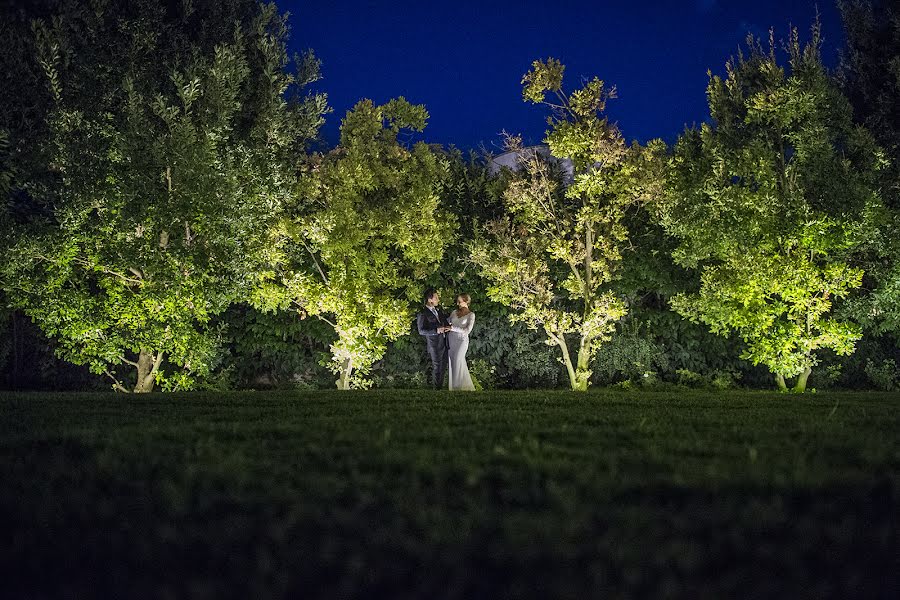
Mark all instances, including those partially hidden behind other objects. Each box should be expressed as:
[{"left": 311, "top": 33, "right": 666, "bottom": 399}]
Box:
[{"left": 864, "top": 359, "right": 899, "bottom": 391}]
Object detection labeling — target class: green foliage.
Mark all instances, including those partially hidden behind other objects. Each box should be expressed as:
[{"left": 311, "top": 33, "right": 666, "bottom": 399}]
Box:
[
  {"left": 864, "top": 358, "right": 899, "bottom": 391},
  {"left": 258, "top": 98, "right": 452, "bottom": 389},
  {"left": 675, "top": 369, "right": 740, "bottom": 390},
  {"left": 374, "top": 312, "right": 563, "bottom": 390},
  {"left": 0, "top": 309, "right": 103, "bottom": 391},
  {"left": 435, "top": 147, "right": 507, "bottom": 240},
  {"left": 467, "top": 314, "right": 563, "bottom": 388},
  {"left": 0, "top": 0, "right": 326, "bottom": 392},
  {"left": 393, "top": 147, "right": 567, "bottom": 391},
  {"left": 811, "top": 334, "right": 900, "bottom": 390},
  {"left": 467, "top": 358, "right": 497, "bottom": 390},
  {"left": 412, "top": 148, "right": 506, "bottom": 310},
  {"left": 521, "top": 57, "right": 565, "bottom": 104},
  {"left": 473, "top": 59, "right": 652, "bottom": 391},
  {"left": 603, "top": 175, "right": 760, "bottom": 388},
  {"left": 0, "top": 130, "right": 10, "bottom": 200},
  {"left": 218, "top": 304, "right": 334, "bottom": 389},
  {"left": 839, "top": 0, "right": 900, "bottom": 207},
  {"left": 3, "top": 6, "right": 899, "bottom": 393},
  {"left": 369, "top": 325, "right": 428, "bottom": 389},
  {"left": 658, "top": 25, "right": 883, "bottom": 391},
  {"left": 838, "top": 0, "right": 900, "bottom": 338},
  {"left": 592, "top": 322, "right": 670, "bottom": 384}
]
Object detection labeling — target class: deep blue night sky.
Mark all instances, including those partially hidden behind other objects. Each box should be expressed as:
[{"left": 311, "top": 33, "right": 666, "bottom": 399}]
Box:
[{"left": 281, "top": 1, "right": 843, "bottom": 150}]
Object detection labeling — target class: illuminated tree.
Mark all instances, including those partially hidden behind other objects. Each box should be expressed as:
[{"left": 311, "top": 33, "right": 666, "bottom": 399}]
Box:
[
  {"left": 472, "top": 59, "right": 651, "bottom": 391},
  {"left": 256, "top": 99, "right": 452, "bottom": 389},
  {"left": 659, "top": 26, "right": 884, "bottom": 392},
  {"left": 0, "top": 0, "right": 327, "bottom": 392}
]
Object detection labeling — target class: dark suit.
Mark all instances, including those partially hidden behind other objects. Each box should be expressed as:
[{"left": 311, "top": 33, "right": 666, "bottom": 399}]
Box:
[{"left": 417, "top": 305, "right": 449, "bottom": 389}]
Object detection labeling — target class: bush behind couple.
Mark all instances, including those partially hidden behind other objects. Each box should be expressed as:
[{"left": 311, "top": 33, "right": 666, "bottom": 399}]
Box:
[{"left": 416, "top": 289, "right": 475, "bottom": 390}]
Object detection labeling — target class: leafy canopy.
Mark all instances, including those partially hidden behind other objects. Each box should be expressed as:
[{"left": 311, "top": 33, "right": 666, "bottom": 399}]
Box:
[
  {"left": 473, "top": 58, "right": 651, "bottom": 390},
  {"left": 659, "top": 26, "right": 883, "bottom": 388},
  {"left": 257, "top": 98, "right": 452, "bottom": 389},
  {"left": 0, "top": 0, "right": 327, "bottom": 391}
]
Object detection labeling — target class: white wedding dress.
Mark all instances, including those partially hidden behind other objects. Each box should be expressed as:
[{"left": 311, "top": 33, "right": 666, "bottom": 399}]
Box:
[{"left": 448, "top": 310, "right": 475, "bottom": 391}]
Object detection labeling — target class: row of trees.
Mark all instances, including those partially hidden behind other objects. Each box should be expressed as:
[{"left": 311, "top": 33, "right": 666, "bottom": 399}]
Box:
[{"left": 1, "top": 0, "right": 898, "bottom": 393}]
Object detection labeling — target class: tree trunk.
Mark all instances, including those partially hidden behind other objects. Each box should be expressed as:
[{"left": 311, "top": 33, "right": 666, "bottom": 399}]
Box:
[
  {"left": 336, "top": 358, "right": 353, "bottom": 390},
  {"left": 775, "top": 373, "right": 787, "bottom": 392},
  {"left": 554, "top": 335, "right": 590, "bottom": 392},
  {"left": 554, "top": 336, "right": 580, "bottom": 392},
  {"left": 792, "top": 366, "right": 812, "bottom": 394},
  {"left": 573, "top": 337, "right": 592, "bottom": 392},
  {"left": 572, "top": 215, "right": 593, "bottom": 393},
  {"left": 133, "top": 350, "right": 160, "bottom": 393}
]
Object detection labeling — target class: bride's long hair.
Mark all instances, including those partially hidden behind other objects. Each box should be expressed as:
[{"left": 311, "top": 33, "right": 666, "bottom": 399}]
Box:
[{"left": 456, "top": 293, "right": 471, "bottom": 317}]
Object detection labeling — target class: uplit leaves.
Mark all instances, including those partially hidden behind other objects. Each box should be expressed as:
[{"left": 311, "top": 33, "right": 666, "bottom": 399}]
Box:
[
  {"left": 522, "top": 60, "right": 625, "bottom": 172},
  {"left": 521, "top": 58, "right": 565, "bottom": 104},
  {"left": 262, "top": 98, "right": 452, "bottom": 389},
  {"left": 474, "top": 60, "right": 640, "bottom": 390},
  {"left": 0, "top": 0, "right": 327, "bottom": 392},
  {"left": 659, "top": 25, "right": 882, "bottom": 391}
]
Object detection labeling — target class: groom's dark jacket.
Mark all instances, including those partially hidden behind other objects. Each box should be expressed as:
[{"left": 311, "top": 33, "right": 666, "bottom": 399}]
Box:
[{"left": 417, "top": 306, "right": 450, "bottom": 349}]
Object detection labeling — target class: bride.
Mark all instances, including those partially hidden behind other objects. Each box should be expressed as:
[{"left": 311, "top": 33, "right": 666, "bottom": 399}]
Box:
[{"left": 448, "top": 293, "right": 476, "bottom": 391}]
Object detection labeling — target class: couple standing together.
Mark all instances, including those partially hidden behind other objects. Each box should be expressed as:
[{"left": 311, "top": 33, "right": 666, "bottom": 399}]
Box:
[{"left": 417, "top": 289, "right": 476, "bottom": 390}]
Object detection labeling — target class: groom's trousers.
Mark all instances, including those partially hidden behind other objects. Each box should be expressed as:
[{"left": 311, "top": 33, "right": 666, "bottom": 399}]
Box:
[{"left": 426, "top": 337, "right": 448, "bottom": 389}]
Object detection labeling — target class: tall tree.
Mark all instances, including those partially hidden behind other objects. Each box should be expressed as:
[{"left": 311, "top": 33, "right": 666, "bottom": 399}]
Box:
[
  {"left": 0, "top": 0, "right": 327, "bottom": 392},
  {"left": 472, "top": 59, "right": 650, "bottom": 391},
  {"left": 658, "top": 26, "right": 883, "bottom": 392},
  {"left": 255, "top": 98, "right": 452, "bottom": 389},
  {"left": 838, "top": 0, "right": 900, "bottom": 336}
]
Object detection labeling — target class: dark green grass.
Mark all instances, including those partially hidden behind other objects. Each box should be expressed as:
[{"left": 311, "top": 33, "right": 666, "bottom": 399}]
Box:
[{"left": 1, "top": 390, "right": 898, "bottom": 599}]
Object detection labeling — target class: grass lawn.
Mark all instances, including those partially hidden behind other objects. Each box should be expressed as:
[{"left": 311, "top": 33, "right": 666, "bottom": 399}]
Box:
[{"left": 1, "top": 389, "right": 898, "bottom": 599}]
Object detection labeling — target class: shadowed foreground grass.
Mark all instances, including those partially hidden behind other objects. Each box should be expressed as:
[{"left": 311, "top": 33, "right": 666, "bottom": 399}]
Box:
[{"left": 1, "top": 389, "right": 898, "bottom": 599}]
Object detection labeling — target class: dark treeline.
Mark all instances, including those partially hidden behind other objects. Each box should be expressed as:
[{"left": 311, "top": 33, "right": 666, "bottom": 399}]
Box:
[{"left": 1, "top": 0, "right": 898, "bottom": 393}]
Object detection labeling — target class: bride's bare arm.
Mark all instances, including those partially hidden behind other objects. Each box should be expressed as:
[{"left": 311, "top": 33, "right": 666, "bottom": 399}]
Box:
[{"left": 451, "top": 312, "right": 475, "bottom": 335}]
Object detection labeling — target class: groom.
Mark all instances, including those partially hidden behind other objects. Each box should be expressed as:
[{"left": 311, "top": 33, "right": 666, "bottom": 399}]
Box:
[{"left": 417, "top": 288, "right": 450, "bottom": 389}]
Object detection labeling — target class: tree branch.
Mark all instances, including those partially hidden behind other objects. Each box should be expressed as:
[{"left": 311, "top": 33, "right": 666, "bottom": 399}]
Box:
[
  {"left": 315, "top": 313, "right": 337, "bottom": 328},
  {"left": 120, "top": 356, "right": 139, "bottom": 368},
  {"left": 567, "top": 259, "right": 585, "bottom": 290},
  {"left": 104, "top": 369, "right": 130, "bottom": 393},
  {"left": 299, "top": 237, "right": 329, "bottom": 285},
  {"left": 69, "top": 257, "right": 144, "bottom": 285},
  {"left": 544, "top": 328, "right": 562, "bottom": 346},
  {"left": 151, "top": 351, "right": 165, "bottom": 374}
]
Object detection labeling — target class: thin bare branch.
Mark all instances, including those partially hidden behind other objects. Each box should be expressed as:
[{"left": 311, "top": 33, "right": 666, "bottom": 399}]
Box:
[
  {"left": 299, "top": 237, "right": 329, "bottom": 285},
  {"left": 69, "top": 257, "right": 144, "bottom": 285},
  {"left": 104, "top": 370, "right": 130, "bottom": 393},
  {"left": 315, "top": 313, "right": 337, "bottom": 328}
]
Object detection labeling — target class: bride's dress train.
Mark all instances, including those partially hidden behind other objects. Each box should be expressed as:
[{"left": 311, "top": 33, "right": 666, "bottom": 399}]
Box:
[{"left": 447, "top": 310, "right": 475, "bottom": 391}]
